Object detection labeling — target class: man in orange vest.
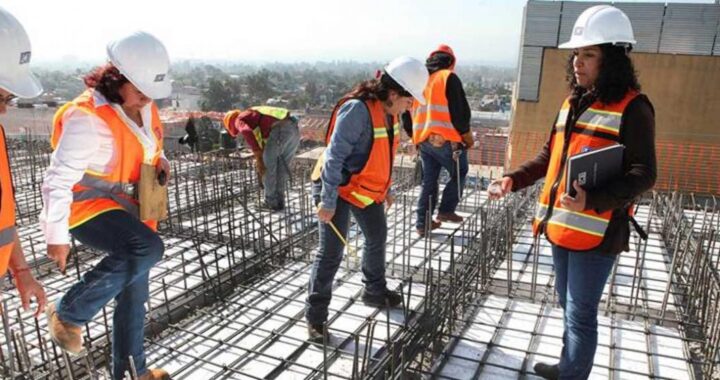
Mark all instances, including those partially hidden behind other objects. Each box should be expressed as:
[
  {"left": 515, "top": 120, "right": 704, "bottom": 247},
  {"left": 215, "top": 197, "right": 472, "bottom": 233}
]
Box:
[
  {"left": 408, "top": 44, "right": 474, "bottom": 237},
  {"left": 490, "top": 6, "right": 656, "bottom": 379},
  {"left": 0, "top": 5, "right": 47, "bottom": 318}
]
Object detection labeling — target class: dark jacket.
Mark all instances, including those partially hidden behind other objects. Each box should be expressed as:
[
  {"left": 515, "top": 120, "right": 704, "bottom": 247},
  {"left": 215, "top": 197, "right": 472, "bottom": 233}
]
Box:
[
  {"left": 506, "top": 89, "right": 657, "bottom": 254},
  {"left": 401, "top": 53, "right": 471, "bottom": 138}
]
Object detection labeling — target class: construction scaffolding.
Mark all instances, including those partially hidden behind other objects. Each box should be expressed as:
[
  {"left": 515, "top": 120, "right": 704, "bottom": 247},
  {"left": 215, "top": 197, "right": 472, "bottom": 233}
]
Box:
[{"left": 0, "top": 138, "right": 718, "bottom": 379}]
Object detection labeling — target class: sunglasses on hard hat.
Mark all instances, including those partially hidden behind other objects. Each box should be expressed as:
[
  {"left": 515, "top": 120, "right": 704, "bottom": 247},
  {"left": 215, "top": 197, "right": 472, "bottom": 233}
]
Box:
[{"left": 0, "top": 94, "right": 17, "bottom": 105}]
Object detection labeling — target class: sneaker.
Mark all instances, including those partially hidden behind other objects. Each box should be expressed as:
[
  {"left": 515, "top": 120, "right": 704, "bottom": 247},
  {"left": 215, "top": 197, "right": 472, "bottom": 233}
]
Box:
[
  {"left": 362, "top": 289, "right": 403, "bottom": 308},
  {"left": 533, "top": 362, "right": 559, "bottom": 380},
  {"left": 46, "top": 303, "right": 83, "bottom": 354},
  {"left": 307, "top": 323, "right": 327, "bottom": 344},
  {"left": 138, "top": 368, "right": 171, "bottom": 380},
  {"left": 416, "top": 220, "right": 442, "bottom": 237},
  {"left": 436, "top": 212, "right": 463, "bottom": 223}
]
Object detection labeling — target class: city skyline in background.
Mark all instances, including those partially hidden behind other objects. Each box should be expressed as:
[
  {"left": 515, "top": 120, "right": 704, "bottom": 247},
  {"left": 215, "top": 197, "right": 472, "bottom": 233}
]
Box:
[{"left": 4, "top": 0, "right": 717, "bottom": 68}]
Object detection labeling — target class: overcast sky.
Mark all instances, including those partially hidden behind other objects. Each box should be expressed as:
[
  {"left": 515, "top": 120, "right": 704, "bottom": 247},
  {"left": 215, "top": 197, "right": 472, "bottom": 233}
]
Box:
[{"left": 3, "top": 0, "right": 717, "bottom": 67}]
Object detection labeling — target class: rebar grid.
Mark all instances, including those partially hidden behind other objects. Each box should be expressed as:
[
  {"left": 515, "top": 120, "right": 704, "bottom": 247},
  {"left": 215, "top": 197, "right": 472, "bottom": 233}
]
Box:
[{"left": 0, "top": 137, "right": 717, "bottom": 379}]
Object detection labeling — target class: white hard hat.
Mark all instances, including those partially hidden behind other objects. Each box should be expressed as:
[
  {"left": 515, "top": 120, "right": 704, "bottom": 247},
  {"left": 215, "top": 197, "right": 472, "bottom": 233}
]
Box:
[
  {"left": 559, "top": 5, "right": 636, "bottom": 49},
  {"left": 384, "top": 56, "right": 429, "bottom": 105},
  {"left": 107, "top": 31, "right": 171, "bottom": 99},
  {"left": 0, "top": 6, "right": 43, "bottom": 98}
]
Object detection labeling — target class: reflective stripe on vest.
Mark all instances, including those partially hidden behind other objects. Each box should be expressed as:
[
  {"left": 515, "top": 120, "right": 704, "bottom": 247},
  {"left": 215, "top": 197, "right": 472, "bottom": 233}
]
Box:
[
  {"left": 411, "top": 70, "right": 462, "bottom": 145},
  {"left": 533, "top": 90, "right": 639, "bottom": 251},
  {"left": 0, "top": 124, "right": 16, "bottom": 276},
  {"left": 249, "top": 106, "right": 290, "bottom": 149},
  {"left": 52, "top": 90, "right": 163, "bottom": 230},
  {"left": 535, "top": 204, "right": 607, "bottom": 237},
  {"left": 322, "top": 98, "right": 398, "bottom": 209}
]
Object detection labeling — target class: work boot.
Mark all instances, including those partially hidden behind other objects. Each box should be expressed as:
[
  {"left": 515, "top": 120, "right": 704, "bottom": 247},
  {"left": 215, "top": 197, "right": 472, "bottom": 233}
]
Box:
[
  {"left": 138, "top": 368, "right": 171, "bottom": 380},
  {"left": 416, "top": 220, "right": 442, "bottom": 237},
  {"left": 533, "top": 362, "right": 559, "bottom": 380},
  {"left": 362, "top": 288, "right": 403, "bottom": 308},
  {"left": 436, "top": 212, "right": 463, "bottom": 223},
  {"left": 307, "top": 323, "right": 327, "bottom": 344},
  {"left": 259, "top": 201, "right": 284, "bottom": 212},
  {"left": 46, "top": 302, "right": 83, "bottom": 354}
]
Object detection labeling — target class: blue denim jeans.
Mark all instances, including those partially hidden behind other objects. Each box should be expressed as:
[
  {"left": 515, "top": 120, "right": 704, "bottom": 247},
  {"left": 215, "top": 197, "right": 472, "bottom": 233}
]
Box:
[
  {"left": 552, "top": 245, "right": 616, "bottom": 380},
  {"left": 263, "top": 118, "right": 300, "bottom": 208},
  {"left": 305, "top": 198, "right": 388, "bottom": 324},
  {"left": 57, "top": 210, "right": 164, "bottom": 380},
  {"left": 415, "top": 141, "right": 468, "bottom": 229}
]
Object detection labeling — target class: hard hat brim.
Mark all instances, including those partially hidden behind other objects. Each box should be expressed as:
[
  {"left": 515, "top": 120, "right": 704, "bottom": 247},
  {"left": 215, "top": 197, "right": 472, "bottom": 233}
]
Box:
[
  {"left": 410, "top": 91, "right": 426, "bottom": 106},
  {"left": 0, "top": 72, "right": 43, "bottom": 98},
  {"left": 132, "top": 79, "right": 172, "bottom": 100},
  {"left": 109, "top": 61, "right": 172, "bottom": 99},
  {"left": 559, "top": 39, "right": 636, "bottom": 49}
]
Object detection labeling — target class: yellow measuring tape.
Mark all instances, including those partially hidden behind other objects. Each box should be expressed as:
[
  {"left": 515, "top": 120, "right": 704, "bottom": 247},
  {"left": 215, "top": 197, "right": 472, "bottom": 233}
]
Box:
[
  {"left": 318, "top": 203, "right": 358, "bottom": 258},
  {"left": 327, "top": 221, "right": 358, "bottom": 258}
]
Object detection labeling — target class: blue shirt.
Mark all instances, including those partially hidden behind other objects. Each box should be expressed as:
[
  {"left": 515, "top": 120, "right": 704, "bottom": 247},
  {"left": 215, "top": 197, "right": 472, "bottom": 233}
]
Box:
[{"left": 320, "top": 100, "right": 374, "bottom": 209}]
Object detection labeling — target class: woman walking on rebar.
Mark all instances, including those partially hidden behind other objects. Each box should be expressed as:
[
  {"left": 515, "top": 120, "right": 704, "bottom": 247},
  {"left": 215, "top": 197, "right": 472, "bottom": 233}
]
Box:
[
  {"left": 40, "top": 31, "right": 172, "bottom": 380},
  {"left": 489, "top": 6, "right": 656, "bottom": 380},
  {"left": 305, "top": 56, "right": 428, "bottom": 343},
  {"left": 0, "top": 6, "right": 47, "bottom": 318}
]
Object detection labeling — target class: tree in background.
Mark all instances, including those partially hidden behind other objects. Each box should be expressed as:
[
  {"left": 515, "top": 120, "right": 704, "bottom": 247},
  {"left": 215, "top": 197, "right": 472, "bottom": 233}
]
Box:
[
  {"left": 244, "top": 69, "right": 276, "bottom": 105},
  {"left": 200, "top": 77, "right": 241, "bottom": 111}
]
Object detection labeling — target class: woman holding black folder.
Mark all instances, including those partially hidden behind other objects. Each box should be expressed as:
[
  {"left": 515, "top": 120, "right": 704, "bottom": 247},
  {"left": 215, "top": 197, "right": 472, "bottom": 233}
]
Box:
[{"left": 489, "top": 5, "right": 656, "bottom": 380}]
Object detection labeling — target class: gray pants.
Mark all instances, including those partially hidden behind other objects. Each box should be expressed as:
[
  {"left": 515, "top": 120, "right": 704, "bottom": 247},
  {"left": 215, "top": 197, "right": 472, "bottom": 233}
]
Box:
[{"left": 263, "top": 118, "right": 300, "bottom": 208}]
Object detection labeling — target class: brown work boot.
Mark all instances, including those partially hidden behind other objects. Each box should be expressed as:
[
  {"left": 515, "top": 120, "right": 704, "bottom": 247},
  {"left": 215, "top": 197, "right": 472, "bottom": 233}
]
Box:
[
  {"left": 416, "top": 220, "right": 442, "bottom": 237},
  {"left": 46, "top": 303, "right": 83, "bottom": 354},
  {"left": 138, "top": 368, "right": 171, "bottom": 380},
  {"left": 307, "top": 322, "right": 328, "bottom": 344},
  {"left": 436, "top": 212, "right": 463, "bottom": 223}
]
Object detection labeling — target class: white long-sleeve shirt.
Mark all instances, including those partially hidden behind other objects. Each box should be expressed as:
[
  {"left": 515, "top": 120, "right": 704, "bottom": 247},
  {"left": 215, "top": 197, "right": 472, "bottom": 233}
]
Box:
[{"left": 40, "top": 91, "right": 164, "bottom": 245}]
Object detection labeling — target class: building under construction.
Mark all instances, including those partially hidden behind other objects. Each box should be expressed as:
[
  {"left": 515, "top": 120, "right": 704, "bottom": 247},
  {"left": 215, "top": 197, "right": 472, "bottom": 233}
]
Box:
[{"left": 0, "top": 1, "right": 719, "bottom": 379}]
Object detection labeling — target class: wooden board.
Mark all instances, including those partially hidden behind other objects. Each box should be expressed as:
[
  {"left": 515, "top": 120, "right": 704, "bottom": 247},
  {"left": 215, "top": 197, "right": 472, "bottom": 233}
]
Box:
[{"left": 139, "top": 163, "right": 168, "bottom": 221}]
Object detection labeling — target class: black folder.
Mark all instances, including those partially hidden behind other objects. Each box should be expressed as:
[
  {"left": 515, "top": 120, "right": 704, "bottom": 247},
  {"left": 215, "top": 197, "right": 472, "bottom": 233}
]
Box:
[{"left": 566, "top": 144, "right": 624, "bottom": 197}]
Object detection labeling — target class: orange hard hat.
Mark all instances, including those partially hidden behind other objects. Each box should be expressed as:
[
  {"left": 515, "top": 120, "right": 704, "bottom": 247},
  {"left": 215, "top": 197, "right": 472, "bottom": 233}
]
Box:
[
  {"left": 223, "top": 110, "right": 241, "bottom": 136},
  {"left": 429, "top": 44, "right": 455, "bottom": 60}
]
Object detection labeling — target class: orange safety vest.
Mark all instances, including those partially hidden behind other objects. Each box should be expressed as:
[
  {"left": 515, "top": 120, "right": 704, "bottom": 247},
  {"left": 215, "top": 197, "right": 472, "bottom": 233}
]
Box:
[
  {"left": 533, "top": 90, "right": 639, "bottom": 251},
  {"left": 0, "top": 124, "right": 17, "bottom": 276},
  {"left": 51, "top": 90, "right": 164, "bottom": 231},
  {"left": 325, "top": 98, "right": 399, "bottom": 208},
  {"left": 411, "top": 69, "right": 462, "bottom": 145}
]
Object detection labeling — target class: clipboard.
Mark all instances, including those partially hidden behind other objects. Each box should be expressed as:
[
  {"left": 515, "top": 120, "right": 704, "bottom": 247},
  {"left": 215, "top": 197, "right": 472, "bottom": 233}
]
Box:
[{"left": 139, "top": 163, "right": 168, "bottom": 221}]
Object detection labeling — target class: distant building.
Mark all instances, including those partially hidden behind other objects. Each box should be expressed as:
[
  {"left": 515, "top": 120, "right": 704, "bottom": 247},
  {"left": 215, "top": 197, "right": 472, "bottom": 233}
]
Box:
[{"left": 511, "top": 1, "right": 720, "bottom": 194}]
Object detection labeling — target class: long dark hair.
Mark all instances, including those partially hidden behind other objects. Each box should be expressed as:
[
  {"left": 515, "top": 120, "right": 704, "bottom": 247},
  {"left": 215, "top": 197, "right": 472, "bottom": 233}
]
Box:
[
  {"left": 342, "top": 73, "right": 410, "bottom": 102},
  {"left": 566, "top": 43, "right": 641, "bottom": 104},
  {"left": 83, "top": 63, "right": 129, "bottom": 104}
]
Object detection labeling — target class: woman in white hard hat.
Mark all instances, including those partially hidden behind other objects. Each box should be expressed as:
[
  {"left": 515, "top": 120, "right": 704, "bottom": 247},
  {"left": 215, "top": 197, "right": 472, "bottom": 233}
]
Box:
[
  {"left": 41, "top": 31, "right": 171, "bottom": 380},
  {"left": 489, "top": 5, "right": 656, "bottom": 379},
  {"left": 306, "top": 56, "right": 428, "bottom": 343},
  {"left": 0, "top": 5, "right": 47, "bottom": 318}
]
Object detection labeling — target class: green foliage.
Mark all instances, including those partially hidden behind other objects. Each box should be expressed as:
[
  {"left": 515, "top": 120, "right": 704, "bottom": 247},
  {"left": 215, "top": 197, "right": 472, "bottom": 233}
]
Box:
[{"left": 200, "top": 77, "right": 241, "bottom": 111}]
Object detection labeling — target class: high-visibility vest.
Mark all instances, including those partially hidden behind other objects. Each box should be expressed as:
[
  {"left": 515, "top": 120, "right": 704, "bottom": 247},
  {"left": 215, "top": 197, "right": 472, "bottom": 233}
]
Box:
[
  {"left": 533, "top": 90, "right": 639, "bottom": 251},
  {"left": 249, "top": 106, "right": 290, "bottom": 149},
  {"left": 250, "top": 106, "right": 289, "bottom": 120},
  {"left": 323, "top": 98, "right": 399, "bottom": 209},
  {"left": 411, "top": 69, "right": 462, "bottom": 145},
  {"left": 51, "top": 90, "right": 164, "bottom": 231},
  {"left": 0, "top": 124, "right": 17, "bottom": 276}
]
